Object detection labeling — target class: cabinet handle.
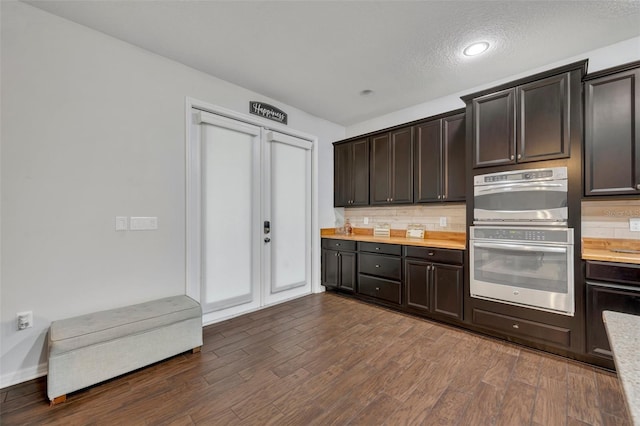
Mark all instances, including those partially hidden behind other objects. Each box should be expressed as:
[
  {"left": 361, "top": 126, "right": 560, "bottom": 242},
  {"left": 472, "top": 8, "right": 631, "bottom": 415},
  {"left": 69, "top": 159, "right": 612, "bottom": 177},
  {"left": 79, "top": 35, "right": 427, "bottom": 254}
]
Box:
[
  {"left": 512, "top": 324, "right": 519, "bottom": 329},
  {"left": 375, "top": 264, "right": 380, "bottom": 268},
  {"left": 375, "top": 247, "right": 380, "bottom": 250},
  {"left": 427, "top": 265, "right": 431, "bottom": 271},
  {"left": 510, "top": 155, "right": 515, "bottom": 160},
  {"left": 443, "top": 194, "right": 446, "bottom": 199},
  {"left": 390, "top": 198, "right": 393, "bottom": 202},
  {"left": 637, "top": 184, "right": 640, "bottom": 190},
  {"left": 375, "top": 287, "right": 380, "bottom": 291},
  {"left": 438, "top": 195, "right": 441, "bottom": 199},
  {"left": 517, "top": 154, "right": 522, "bottom": 160},
  {"left": 335, "top": 243, "right": 341, "bottom": 246}
]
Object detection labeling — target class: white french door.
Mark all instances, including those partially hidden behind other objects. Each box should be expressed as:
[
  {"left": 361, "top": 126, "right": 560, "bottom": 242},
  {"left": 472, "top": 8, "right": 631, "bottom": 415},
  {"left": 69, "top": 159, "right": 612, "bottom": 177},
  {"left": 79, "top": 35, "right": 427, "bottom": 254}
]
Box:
[
  {"left": 188, "top": 109, "right": 313, "bottom": 323},
  {"left": 263, "top": 131, "right": 313, "bottom": 306}
]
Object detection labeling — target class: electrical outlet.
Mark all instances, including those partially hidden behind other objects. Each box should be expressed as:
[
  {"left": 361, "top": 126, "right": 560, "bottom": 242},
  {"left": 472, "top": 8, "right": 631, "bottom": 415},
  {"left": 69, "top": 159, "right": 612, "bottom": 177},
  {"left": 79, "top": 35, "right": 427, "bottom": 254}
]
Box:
[
  {"left": 439, "top": 217, "right": 447, "bottom": 227},
  {"left": 17, "top": 311, "right": 33, "bottom": 330},
  {"left": 630, "top": 218, "right": 640, "bottom": 232},
  {"left": 364, "top": 217, "right": 369, "bottom": 225}
]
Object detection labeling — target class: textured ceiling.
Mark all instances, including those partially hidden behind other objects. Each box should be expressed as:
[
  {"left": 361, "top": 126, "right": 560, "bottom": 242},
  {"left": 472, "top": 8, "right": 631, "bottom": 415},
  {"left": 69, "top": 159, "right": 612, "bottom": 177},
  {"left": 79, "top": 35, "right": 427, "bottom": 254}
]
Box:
[{"left": 23, "top": 1, "right": 640, "bottom": 126}]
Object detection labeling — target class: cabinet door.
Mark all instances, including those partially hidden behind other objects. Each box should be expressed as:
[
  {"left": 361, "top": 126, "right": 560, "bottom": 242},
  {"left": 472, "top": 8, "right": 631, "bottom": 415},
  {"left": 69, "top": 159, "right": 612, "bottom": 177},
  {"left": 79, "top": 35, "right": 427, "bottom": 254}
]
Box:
[
  {"left": 370, "top": 134, "right": 391, "bottom": 204},
  {"left": 585, "top": 68, "right": 640, "bottom": 196},
  {"left": 339, "top": 252, "right": 357, "bottom": 292},
  {"left": 405, "top": 259, "right": 431, "bottom": 312},
  {"left": 587, "top": 283, "right": 640, "bottom": 360},
  {"left": 333, "top": 143, "right": 352, "bottom": 207},
  {"left": 322, "top": 249, "right": 340, "bottom": 288},
  {"left": 414, "top": 120, "right": 442, "bottom": 203},
  {"left": 432, "top": 263, "right": 463, "bottom": 320},
  {"left": 442, "top": 113, "right": 466, "bottom": 202},
  {"left": 351, "top": 139, "right": 371, "bottom": 205},
  {"left": 517, "top": 73, "right": 570, "bottom": 163},
  {"left": 389, "top": 127, "right": 413, "bottom": 204},
  {"left": 472, "top": 88, "right": 515, "bottom": 168}
]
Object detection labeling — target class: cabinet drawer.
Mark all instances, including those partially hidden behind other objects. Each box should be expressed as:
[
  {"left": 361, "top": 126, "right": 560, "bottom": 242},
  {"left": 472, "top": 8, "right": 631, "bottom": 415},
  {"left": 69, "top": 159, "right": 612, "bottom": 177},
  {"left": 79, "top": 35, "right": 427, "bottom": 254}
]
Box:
[
  {"left": 359, "top": 253, "right": 401, "bottom": 280},
  {"left": 321, "top": 239, "right": 357, "bottom": 252},
  {"left": 404, "top": 246, "right": 463, "bottom": 264},
  {"left": 586, "top": 261, "right": 640, "bottom": 287},
  {"left": 358, "top": 275, "right": 401, "bottom": 304},
  {"left": 472, "top": 309, "right": 571, "bottom": 348},
  {"left": 358, "top": 242, "right": 402, "bottom": 256}
]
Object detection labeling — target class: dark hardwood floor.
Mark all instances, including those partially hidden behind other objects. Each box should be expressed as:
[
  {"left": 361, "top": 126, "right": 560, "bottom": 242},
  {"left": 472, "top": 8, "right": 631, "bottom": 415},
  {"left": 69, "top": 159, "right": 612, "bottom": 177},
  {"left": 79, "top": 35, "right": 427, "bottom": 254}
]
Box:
[{"left": 0, "top": 293, "right": 631, "bottom": 425}]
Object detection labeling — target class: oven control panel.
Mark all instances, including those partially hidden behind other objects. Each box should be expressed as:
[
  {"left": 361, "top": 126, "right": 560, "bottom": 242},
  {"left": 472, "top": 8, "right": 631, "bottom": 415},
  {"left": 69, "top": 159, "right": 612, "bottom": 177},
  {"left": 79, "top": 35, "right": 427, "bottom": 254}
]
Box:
[
  {"left": 470, "top": 227, "right": 574, "bottom": 244},
  {"left": 474, "top": 166, "right": 567, "bottom": 186}
]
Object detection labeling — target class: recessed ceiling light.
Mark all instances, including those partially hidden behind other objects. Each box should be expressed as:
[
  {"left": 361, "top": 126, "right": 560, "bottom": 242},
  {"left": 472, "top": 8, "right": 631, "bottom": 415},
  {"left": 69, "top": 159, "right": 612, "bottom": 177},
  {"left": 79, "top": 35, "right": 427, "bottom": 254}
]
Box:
[
  {"left": 360, "top": 89, "right": 374, "bottom": 96},
  {"left": 463, "top": 41, "right": 490, "bottom": 57}
]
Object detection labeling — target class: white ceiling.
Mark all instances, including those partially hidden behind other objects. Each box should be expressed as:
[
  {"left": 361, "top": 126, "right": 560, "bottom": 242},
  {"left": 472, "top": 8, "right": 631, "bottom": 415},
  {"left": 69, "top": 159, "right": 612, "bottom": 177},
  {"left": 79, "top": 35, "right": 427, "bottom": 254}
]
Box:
[{"left": 24, "top": 0, "right": 640, "bottom": 126}]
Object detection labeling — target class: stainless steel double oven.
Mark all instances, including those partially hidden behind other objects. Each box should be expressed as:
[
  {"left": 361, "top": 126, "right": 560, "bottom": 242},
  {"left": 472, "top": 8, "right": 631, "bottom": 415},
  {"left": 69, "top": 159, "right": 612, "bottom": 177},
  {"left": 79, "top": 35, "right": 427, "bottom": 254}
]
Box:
[{"left": 470, "top": 167, "right": 575, "bottom": 316}]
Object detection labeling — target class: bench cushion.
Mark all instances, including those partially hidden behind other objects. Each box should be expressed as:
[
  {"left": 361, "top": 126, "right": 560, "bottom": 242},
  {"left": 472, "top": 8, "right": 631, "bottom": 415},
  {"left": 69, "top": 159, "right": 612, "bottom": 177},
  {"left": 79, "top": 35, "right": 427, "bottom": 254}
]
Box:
[{"left": 49, "top": 296, "right": 201, "bottom": 356}]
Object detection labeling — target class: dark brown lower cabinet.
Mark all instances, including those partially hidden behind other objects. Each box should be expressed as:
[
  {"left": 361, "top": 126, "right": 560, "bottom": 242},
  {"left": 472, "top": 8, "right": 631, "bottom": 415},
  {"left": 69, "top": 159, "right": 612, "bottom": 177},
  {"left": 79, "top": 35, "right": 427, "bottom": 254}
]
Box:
[
  {"left": 321, "top": 239, "right": 357, "bottom": 293},
  {"left": 585, "top": 260, "right": 640, "bottom": 367},
  {"left": 405, "top": 260, "right": 463, "bottom": 321},
  {"left": 357, "top": 242, "right": 403, "bottom": 305},
  {"left": 587, "top": 284, "right": 640, "bottom": 361},
  {"left": 404, "top": 247, "right": 464, "bottom": 321}
]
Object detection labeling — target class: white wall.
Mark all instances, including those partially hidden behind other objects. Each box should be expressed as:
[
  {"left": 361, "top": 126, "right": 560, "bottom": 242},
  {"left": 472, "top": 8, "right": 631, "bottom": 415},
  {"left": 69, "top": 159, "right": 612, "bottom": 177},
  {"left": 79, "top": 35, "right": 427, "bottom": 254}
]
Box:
[
  {"left": 347, "top": 36, "right": 640, "bottom": 137},
  {"left": 0, "top": 1, "right": 344, "bottom": 387}
]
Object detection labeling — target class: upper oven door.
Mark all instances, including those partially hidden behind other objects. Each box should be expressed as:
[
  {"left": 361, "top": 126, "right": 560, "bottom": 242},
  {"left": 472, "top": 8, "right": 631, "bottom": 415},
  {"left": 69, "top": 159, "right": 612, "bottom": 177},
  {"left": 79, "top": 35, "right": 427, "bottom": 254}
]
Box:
[
  {"left": 474, "top": 180, "right": 568, "bottom": 225},
  {"left": 470, "top": 239, "right": 574, "bottom": 316}
]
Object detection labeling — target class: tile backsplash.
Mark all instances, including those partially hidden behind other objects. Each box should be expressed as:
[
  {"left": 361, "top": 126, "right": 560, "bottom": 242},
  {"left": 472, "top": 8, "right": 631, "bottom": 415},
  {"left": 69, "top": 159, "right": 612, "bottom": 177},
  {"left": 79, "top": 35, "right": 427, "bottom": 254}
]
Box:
[
  {"left": 582, "top": 199, "right": 640, "bottom": 240},
  {"left": 341, "top": 204, "right": 466, "bottom": 232}
]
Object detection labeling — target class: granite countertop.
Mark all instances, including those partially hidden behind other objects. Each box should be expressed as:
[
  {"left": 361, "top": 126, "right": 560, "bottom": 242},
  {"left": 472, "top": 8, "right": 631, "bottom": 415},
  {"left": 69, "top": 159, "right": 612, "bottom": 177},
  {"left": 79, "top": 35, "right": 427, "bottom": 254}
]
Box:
[
  {"left": 321, "top": 229, "right": 466, "bottom": 250},
  {"left": 583, "top": 238, "right": 640, "bottom": 265},
  {"left": 603, "top": 311, "right": 640, "bottom": 426}
]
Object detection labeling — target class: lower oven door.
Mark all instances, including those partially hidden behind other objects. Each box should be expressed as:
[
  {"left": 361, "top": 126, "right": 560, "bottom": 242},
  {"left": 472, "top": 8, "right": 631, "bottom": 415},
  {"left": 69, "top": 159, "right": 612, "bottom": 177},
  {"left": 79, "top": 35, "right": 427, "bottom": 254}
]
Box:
[{"left": 470, "top": 240, "right": 574, "bottom": 316}]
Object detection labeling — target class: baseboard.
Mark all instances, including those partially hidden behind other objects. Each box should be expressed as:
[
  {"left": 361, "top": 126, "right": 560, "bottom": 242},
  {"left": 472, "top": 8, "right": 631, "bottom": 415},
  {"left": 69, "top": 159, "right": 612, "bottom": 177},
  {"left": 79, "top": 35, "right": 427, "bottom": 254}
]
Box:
[{"left": 0, "top": 363, "right": 47, "bottom": 390}]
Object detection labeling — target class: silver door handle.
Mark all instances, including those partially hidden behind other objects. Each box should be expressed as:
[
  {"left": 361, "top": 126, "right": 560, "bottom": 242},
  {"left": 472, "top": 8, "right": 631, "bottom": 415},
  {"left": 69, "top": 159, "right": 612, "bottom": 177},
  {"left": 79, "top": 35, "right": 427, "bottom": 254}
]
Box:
[{"left": 264, "top": 237, "right": 271, "bottom": 243}]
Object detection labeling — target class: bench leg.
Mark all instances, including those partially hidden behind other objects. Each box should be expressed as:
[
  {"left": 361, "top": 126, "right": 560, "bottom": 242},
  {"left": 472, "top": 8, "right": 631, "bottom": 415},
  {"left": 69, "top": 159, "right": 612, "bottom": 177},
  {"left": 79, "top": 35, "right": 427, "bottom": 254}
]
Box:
[
  {"left": 192, "top": 346, "right": 202, "bottom": 354},
  {"left": 50, "top": 395, "right": 66, "bottom": 406}
]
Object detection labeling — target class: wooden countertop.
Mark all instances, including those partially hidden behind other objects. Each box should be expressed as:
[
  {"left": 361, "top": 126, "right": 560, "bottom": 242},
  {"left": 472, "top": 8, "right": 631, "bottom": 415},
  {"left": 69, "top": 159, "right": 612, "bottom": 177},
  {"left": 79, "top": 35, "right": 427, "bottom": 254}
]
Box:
[
  {"left": 583, "top": 238, "right": 640, "bottom": 265},
  {"left": 321, "top": 228, "right": 466, "bottom": 250}
]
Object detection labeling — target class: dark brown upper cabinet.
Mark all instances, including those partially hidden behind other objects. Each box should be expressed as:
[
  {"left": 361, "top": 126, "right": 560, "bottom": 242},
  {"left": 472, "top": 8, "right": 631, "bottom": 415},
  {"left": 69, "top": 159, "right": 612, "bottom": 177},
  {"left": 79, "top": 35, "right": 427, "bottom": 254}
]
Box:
[
  {"left": 414, "top": 112, "right": 466, "bottom": 202},
  {"left": 370, "top": 127, "right": 413, "bottom": 205},
  {"left": 584, "top": 61, "right": 640, "bottom": 196},
  {"left": 470, "top": 72, "right": 571, "bottom": 168},
  {"left": 334, "top": 138, "right": 369, "bottom": 207}
]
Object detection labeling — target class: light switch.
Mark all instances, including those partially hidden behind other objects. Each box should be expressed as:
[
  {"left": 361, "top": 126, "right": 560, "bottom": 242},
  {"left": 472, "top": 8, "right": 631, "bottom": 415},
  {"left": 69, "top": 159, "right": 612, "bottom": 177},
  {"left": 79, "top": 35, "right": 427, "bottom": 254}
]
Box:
[
  {"left": 115, "top": 216, "right": 128, "bottom": 231},
  {"left": 130, "top": 217, "right": 158, "bottom": 231},
  {"left": 630, "top": 218, "right": 640, "bottom": 232}
]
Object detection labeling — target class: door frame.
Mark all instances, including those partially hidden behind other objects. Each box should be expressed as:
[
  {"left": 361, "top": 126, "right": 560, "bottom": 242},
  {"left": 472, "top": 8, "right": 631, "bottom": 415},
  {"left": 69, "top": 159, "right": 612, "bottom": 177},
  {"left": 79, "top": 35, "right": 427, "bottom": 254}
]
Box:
[{"left": 185, "top": 97, "right": 320, "bottom": 326}]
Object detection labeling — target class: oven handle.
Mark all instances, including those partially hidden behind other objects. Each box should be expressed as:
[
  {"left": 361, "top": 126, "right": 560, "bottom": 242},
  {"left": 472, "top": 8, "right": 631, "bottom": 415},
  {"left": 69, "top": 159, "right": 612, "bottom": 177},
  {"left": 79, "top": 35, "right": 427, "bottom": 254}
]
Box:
[
  {"left": 472, "top": 242, "right": 568, "bottom": 253},
  {"left": 475, "top": 182, "right": 565, "bottom": 194}
]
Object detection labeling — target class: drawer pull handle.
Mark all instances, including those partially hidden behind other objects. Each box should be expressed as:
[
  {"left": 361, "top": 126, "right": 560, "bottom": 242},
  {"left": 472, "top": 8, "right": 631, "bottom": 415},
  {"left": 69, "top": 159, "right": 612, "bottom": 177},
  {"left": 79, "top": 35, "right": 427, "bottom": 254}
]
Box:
[
  {"left": 375, "top": 247, "right": 380, "bottom": 250},
  {"left": 513, "top": 324, "right": 519, "bottom": 329},
  {"left": 375, "top": 264, "right": 380, "bottom": 268},
  {"left": 428, "top": 252, "right": 434, "bottom": 256},
  {"left": 513, "top": 290, "right": 519, "bottom": 295},
  {"left": 335, "top": 243, "right": 341, "bottom": 246},
  {"left": 375, "top": 287, "right": 380, "bottom": 291}
]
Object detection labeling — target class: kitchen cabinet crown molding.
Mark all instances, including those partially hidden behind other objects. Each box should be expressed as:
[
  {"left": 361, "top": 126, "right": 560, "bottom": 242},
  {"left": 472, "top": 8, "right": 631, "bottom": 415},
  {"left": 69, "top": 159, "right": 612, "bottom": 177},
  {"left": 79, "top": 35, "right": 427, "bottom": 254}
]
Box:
[{"left": 460, "top": 59, "right": 588, "bottom": 103}]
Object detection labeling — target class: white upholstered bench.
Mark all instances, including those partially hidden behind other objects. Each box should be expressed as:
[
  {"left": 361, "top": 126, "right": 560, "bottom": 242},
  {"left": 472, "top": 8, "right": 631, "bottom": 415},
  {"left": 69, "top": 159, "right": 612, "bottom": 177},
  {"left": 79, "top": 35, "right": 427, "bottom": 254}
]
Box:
[{"left": 47, "top": 295, "right": 202, "bottom": 405}]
